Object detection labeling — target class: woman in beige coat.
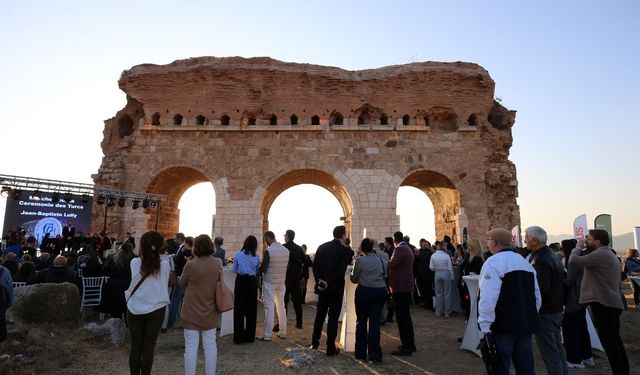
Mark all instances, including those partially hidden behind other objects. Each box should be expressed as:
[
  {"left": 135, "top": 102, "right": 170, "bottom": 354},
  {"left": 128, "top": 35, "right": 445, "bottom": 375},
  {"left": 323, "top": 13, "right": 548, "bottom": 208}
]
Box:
[{"left": 179, "top": 234, "right": 222, "bottom": 375}]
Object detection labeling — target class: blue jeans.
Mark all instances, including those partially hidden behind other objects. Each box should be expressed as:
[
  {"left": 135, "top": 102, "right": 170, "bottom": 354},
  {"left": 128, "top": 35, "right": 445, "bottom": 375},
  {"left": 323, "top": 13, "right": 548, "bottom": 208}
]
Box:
[
  {"left": 166, "top": 283, "right": 185, "bottom": 329},
  {"left": 536, "top": 312, "right": 569, "bottom": 375},
  {"left": 354, "top": 285, "right": 386, "bottom": 360},
  {"left": 493, "top": 333, "right": 535, "bottom": 375}
]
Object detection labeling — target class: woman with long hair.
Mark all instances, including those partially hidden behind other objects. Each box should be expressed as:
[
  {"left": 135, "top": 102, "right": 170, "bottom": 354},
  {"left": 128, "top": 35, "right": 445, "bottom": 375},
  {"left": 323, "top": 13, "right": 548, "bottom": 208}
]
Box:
[
  {"left": 179, "top": 234, "right": 222, "bottom": 375},
  {"left": 460, "top": 238, "right": 484, "bottom": 319},
  {"left": 101, "top": 242, "right": 135, "bottom": 319},
  {"left": 232, "top": 235, "right": 260, "bottom": 344},
  {"left": 464, "top": 239, "right": 484, "bottom": 275},
  {"left": 125, "top": 231, "right": 170, "bottom": 375},
  {"left": 350, "top": 238, "right": 388, "bottom": 363}
]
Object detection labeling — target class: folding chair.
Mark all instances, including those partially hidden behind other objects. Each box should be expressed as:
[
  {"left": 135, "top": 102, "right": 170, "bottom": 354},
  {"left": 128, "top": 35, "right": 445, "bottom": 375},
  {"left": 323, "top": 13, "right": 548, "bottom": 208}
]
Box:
[{"left": 80, "top": 276, "right": 105, "bottom": 319}]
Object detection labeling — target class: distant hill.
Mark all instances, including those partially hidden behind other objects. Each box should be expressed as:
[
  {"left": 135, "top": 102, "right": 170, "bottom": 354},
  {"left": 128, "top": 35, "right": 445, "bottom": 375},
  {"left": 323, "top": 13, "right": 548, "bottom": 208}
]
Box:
[{"left": 548, "top": 232, "right": 636, "bottom": 254}]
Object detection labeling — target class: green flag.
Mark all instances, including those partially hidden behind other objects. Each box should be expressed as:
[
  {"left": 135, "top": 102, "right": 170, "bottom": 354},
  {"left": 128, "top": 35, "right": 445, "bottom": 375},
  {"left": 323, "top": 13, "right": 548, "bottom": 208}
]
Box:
[{"left": 594, "top": 214, "right": 613, "bottom": 248}]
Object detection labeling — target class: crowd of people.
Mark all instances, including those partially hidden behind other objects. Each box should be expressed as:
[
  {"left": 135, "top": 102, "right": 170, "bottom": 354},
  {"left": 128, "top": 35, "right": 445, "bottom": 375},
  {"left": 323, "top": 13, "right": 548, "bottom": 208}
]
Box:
[{"left": 1, "top": 223, "right": 637, "bottom": 375}]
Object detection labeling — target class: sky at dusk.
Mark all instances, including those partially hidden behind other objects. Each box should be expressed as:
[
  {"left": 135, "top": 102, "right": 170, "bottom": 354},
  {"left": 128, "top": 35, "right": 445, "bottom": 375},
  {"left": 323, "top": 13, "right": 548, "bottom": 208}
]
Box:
[{"left": 1, "top": 1, "right": 638, "bottom": 251}]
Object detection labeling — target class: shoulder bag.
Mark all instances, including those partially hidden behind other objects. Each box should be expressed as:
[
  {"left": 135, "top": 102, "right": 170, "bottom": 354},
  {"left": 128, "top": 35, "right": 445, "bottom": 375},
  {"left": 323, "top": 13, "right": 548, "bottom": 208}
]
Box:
[{"left": 215, "top": 269, "right": 234, "bottom": 313}]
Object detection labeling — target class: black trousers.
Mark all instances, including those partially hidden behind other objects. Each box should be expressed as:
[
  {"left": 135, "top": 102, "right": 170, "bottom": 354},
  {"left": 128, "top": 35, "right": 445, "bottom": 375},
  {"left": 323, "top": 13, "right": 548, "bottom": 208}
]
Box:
[
  {"left": 284, "top": 280, "right": 303, "bottom": 324},
  {"left": 590, "top": 303, "right": 629, "bottom": 375},
  {"left": 562, "top": 307, "right": 593, "bottom": 364},
  {"left": 0, "top": 307, "right": 6, "bottom": 342},
  {"left": 393, "top": 292, "right": 415, "bottom": 350},
  {"left": 127, "top": 307, "right": 165, "bottom": 375},
  {"left": 233, "top": 274, "right": 258, "bottom": 343},
  {"left": 415, "top": 274, "right": 433, "bottom": 309},
  {"left": 312, "top": 286, "right": 344, "bottom": 350}
]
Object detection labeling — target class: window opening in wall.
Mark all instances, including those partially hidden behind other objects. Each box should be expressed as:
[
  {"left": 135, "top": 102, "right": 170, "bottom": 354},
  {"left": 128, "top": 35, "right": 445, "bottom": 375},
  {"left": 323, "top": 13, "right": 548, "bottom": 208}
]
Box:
[
  {"left": 173, "top": 114, "right": 183, "bottom": 125},
  {"left": 468, "top": 114, "right": 478, "bottom": 126},
  {"left": 424, "top": 115, "right": 430, "bottom": 126},
  {"left": 290, "top": 114, "right": 298, "bottom": 125},
  {"left": 221, "top": 115, "right": 230, "bottom": 126},
  {"left": 118, "top": 115, "right": 134, "bottom": 138},
  {"left": 330, "top": 112, "right": 343, "bottom": 125},
  {"left": 269, "top": 114, "right": 278, "bottom": 125},
  {"left": 151, "top": 112, "right": 160, "bottom": 126},
  {"left": 311, "top": 115, "right": 320, "bottom": 125},
  {"left": 402, "top": 114, "right": 410, "bottom": 125},
  {"left": 195, "top": 115, "right": 205, "bottom": 125},
  {"left": 380, "top": 114, "right": 389, "bottom": 125},
  {"left": 357, "top": 116, "right": 365, "bottom": 125},
  {"left": 248, "top": 117, "right": 256, "bottom": 126}
]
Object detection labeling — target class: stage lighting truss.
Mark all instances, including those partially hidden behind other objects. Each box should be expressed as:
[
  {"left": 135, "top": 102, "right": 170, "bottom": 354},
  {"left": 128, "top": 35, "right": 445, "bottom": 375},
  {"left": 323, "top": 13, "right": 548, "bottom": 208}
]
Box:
[{"left": 0, "top": 174, "right": 164, "bottom": 209}]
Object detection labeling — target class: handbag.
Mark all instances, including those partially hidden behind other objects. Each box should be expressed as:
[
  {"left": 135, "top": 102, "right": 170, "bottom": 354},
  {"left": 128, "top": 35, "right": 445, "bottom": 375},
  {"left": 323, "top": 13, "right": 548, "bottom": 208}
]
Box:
[
  {"left": 477, "top": 333, "right": 500, "bottom": 375},
  {"left": 215, "top": 272, "right": 234, "bottom": 313},
  {"left": 378, "top": 257, "right": 394, "bottom": 307}
]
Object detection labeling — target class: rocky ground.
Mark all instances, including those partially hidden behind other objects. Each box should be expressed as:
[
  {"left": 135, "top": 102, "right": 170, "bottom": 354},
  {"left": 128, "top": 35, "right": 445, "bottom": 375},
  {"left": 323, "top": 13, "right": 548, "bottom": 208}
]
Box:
[{"left": 1, "top": 285, "right": 638, "bottom": 374}]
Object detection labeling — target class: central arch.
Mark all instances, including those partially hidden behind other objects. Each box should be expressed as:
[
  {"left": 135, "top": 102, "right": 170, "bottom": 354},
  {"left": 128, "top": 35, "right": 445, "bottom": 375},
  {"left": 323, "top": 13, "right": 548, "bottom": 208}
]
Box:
[
  {"left": 261, "top": 169, "right": 353, "bottom": 237},
  {"left": 145, "top": 166, "right": 213, "bottom": 236},
  {"left": 401, "top": 170, "right": 463, "bottom": 242}
]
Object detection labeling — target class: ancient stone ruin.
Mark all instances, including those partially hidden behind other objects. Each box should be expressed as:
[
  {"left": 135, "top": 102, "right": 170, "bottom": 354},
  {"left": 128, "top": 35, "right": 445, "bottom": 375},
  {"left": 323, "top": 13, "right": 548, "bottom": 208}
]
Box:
[{"left": 93, "top": 56, "right": 519, "bottom": 251}]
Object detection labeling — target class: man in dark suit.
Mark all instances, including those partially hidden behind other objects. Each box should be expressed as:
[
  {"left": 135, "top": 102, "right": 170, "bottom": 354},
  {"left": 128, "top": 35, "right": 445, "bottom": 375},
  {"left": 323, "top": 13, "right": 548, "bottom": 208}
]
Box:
[
  {"left": 310, "top": 225, "right": 354, "bottom": 356},
  {"left": 389, "top": 231, "right": 416, "bottom": 356},
  {"left": 214, "top": 236, "right": 227, "bottom": 266},
  {"left": 283, "top": 229, "right": 306, "bottom": 329},
  {"left": 61, "top": 221, "right": 76, "bottom": 250}
]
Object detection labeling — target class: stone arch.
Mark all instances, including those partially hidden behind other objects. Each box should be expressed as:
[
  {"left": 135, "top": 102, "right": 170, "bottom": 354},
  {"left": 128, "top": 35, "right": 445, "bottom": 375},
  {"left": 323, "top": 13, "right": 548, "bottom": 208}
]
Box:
[
  {"left": 379, "top": 113, "right": 389, "bottom": 125},
  {"left": 290, "top": 114, "right": 298, "bottom": 125},
  {"left": 400, "top": 170, "right": 462, "bottom": 242},
  {"left": 195, "top": 114, "right": 206, "bottom": 125},
  {"left": 311, "top": 115, "right": 320, "bottom": 125},
  {"left": 173, "top": 114, "right": 183, "bottom": 125},
  {"left": 269, "top": 114, "right": 277, "bottom": 125},
  {"left": 260, "top": 169, "right": 354, "bottom": 238},
  {"left": 144, "top": 166, "right": 215, "bottom": 237}
]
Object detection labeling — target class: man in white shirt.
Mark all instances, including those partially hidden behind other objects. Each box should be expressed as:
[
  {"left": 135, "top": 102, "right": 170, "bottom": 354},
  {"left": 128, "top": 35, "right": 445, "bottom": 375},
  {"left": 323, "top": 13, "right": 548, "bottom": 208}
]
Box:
[{"left": 256, "top": 231, "right": 289, "bottom": 341}]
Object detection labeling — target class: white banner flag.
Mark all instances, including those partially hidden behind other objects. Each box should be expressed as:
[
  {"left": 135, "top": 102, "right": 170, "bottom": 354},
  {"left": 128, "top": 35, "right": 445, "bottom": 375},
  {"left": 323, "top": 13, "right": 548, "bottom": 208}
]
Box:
[
  {"left": 573, "top": 214, "right": 588, "bottom": 242},
  {"left": 511, "top": 225, "right": 522, "bottom": 248},
  {"left": 635, "top": 227, "right": 640, "bottom": 250}
]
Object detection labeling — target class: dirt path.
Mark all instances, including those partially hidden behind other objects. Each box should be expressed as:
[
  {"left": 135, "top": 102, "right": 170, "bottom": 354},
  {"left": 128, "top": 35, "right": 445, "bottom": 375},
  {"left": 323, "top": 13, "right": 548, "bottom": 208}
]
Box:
[{"left": 11, "top": 288, "right": 640, "bottom": 374}]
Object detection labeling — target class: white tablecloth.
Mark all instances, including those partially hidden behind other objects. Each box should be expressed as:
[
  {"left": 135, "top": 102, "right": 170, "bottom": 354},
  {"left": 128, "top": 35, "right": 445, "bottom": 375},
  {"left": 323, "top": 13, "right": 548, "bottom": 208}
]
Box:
[
  {"left": 460, "top": 274, "right": 604, "bottom": 355},
  {"left": 460, "top": 275, "right": 481, "bottom": 356},
  {"left": 339, "top": 267, "right": 357, "bottom": 352}
]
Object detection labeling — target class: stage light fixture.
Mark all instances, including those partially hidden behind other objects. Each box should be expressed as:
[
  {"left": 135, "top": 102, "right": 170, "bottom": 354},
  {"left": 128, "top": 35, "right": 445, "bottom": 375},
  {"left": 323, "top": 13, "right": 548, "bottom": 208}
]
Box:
[
  {"left": 52, "top": 192, "right": 61, "bottom": 203},
  {"left": 142, "top": 199, "right": 150, "bottom": 209},
  {"left": 117, "top": 197, "right": 126, "bottom": 208},
  {"left": 96, "top": 194, "right": 106, "bottom": 205},
  {"left": 11, "top": 189, "right": 22, "bottom": 200},
  {"left": 81, "top": 194, "right": 90, "bottom": 204},
  {"left": 132, "top": 199, "right": 141, "bottom": 209},
  {"left": 107, "top": 195, "right": 116, "bottom": 207},
  {"left": 32, "top": 190, "right": 42, "bottom": 200},
  {"left": 0, "top": 186, "right": 10, "bottom": 198},
  {"left": 150, "top": 200, "right": 159, "bottom": 208},
  {"left": 63, "top": 192, "right": 73, "bottom": 202}
]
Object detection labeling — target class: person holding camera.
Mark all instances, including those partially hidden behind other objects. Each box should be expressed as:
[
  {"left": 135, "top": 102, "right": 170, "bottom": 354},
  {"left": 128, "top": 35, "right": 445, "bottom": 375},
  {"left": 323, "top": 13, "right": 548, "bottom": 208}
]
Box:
[
  {"left": 478, "top": 228, "right": 541, "bottom": 375},
  {"left": 310, "top": 225, "right": 353, "bottom": 356}
]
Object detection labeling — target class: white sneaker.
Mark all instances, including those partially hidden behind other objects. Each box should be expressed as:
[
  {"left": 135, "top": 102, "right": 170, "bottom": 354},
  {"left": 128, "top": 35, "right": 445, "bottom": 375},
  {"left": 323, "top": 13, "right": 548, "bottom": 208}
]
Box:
[
  {"left": 583, "top": 357, "right": 595, "bottom": 366},
  {"left": 567, "top": 361, "right": 585, "bottom": 369}
]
